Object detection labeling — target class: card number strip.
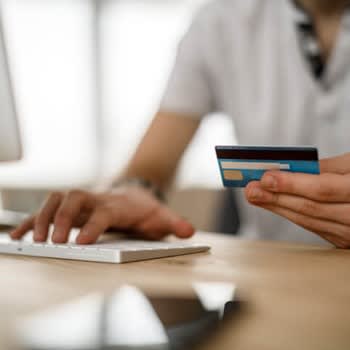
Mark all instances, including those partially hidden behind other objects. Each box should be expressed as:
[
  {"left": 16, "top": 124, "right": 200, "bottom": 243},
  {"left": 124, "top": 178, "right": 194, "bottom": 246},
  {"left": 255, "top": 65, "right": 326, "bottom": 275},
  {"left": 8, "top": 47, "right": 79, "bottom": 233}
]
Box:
[{"left": 221, "top": 162, "right": 290, "bottom": 170}]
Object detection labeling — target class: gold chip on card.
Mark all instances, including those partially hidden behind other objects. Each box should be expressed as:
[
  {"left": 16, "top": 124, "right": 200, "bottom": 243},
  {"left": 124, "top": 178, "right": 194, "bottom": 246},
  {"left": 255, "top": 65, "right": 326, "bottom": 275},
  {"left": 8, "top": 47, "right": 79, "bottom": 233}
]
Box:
[{"left": 223, "top": 170, "right": 244, "bottom": 181}]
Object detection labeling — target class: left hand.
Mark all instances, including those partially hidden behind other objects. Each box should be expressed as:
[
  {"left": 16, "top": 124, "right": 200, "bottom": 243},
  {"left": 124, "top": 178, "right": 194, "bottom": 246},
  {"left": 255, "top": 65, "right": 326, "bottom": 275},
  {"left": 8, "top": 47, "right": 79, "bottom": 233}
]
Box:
[{"left": 245, "top": 154, "right": 350, "bottom": 248}]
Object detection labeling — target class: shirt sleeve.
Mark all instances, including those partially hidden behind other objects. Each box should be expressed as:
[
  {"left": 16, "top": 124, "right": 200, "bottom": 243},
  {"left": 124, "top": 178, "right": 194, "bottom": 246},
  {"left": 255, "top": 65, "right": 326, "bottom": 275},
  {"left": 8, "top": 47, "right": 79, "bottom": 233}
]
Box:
[{"left": 160, "top": 8, "right": 215, "bottom": 118}]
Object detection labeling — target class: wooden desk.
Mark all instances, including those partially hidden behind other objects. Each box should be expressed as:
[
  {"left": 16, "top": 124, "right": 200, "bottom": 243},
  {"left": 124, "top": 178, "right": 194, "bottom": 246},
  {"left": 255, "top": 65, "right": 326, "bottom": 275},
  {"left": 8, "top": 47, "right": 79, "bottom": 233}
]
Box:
[{"left": 1, "top": 232, "right": 350, "bottom": 350}]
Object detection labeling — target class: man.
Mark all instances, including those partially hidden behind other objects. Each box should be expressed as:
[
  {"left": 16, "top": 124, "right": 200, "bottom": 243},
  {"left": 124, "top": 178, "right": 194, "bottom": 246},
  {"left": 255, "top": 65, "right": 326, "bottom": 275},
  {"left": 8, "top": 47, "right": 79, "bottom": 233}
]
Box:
[{"left": 11, "top": 0, "right": 350, "bottom": 247}]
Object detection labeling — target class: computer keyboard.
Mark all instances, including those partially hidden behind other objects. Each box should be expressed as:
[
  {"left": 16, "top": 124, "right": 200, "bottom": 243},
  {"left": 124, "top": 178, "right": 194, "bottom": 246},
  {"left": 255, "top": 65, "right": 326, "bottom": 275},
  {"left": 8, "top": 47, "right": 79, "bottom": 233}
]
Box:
[{"left": 0, "top": 230, "right": 210, "bottom": 263}]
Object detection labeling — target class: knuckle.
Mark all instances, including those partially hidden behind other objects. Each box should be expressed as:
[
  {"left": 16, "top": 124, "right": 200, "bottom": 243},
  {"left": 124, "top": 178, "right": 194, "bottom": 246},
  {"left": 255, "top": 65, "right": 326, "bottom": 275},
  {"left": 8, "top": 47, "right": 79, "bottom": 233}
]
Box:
[
  {"left": 54, "top": 209, "right": 72, "bottom": 224},
  {"left": 67, "top": 189, "right": 85, "bottom": 199},
  {"left": 90, "top": 209, "right": 113, "bottom": 226},
  {"left": 277, "top": 173, "right": 294, "bottom": 192},
  {"left": 38, "top": 192, "right": 62, "bottom": 217},
  {"left": 299, "top": 199, "right": 318, "bottom": 215},
  {"left": 49, "top": 191, "right": 63, "bottom": 203},
  {"left": 317, "top": 186, "right": 335, "bottom": 200},
  {"left": 317, "top": 175, "right": 337, "bottom": 199},
  {"left": 86, "top": 220, "right": 105, "bottom": 233},
  {"left": 97, "top": 205, "right": 114, "bottom": 219},
  {"left": 39, "top": 206, "right": 53, "bottom": 217},
  {"left": 332, "top": 228, "right": 350, "bottom": 248},
  {"left": 272, "top": 193, "right": 282, "bottom": 205},
  {"left": 36, "top": 209, "right": 51, "bottom": 224},
  {"left": 56, "top": 208, "right": 71, "bottom": 218}
]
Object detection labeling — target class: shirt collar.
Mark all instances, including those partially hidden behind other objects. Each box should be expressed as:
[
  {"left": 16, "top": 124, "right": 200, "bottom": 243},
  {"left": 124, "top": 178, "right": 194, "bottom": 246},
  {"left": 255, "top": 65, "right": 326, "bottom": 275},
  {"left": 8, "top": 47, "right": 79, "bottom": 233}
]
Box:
[{"left": 291, "top": 0, "right": 350, "bottom": 22}]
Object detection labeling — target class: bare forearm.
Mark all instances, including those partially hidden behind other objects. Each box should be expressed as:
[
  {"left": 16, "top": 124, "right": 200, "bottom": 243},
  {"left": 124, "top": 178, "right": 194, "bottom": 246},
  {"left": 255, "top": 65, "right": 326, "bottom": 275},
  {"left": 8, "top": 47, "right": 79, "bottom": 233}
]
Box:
[{"left": 118, "top": 110, "right": 200, "bottom": 190}]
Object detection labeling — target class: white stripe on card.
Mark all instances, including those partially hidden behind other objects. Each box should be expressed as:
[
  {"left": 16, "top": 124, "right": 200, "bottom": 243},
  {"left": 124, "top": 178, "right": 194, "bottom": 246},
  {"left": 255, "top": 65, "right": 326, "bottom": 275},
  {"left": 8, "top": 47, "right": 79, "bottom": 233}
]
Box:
[{"left": 220, "top": 161, "right": 290, "bottom": 170}]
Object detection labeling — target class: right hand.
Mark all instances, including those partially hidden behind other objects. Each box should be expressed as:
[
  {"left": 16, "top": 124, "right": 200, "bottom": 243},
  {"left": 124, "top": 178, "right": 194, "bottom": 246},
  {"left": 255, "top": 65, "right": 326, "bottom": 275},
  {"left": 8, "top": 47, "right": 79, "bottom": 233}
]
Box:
[{"left": 10, "top": 187, "right": 195, "bottom": 244}]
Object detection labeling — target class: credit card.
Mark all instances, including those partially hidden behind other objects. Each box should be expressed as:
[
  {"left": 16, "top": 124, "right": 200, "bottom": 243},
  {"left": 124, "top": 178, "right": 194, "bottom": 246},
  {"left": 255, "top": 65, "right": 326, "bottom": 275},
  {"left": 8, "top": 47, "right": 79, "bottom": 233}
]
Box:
[{"left": 216, "top": 146, "right": 320, "bottom": 188}]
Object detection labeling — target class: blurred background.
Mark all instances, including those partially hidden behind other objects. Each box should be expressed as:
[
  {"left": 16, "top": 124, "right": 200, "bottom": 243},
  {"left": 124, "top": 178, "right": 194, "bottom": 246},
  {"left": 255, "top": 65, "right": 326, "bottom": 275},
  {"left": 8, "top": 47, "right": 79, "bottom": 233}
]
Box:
[{"left": 0, "top": 0, "right": 237, "bottom": 232}]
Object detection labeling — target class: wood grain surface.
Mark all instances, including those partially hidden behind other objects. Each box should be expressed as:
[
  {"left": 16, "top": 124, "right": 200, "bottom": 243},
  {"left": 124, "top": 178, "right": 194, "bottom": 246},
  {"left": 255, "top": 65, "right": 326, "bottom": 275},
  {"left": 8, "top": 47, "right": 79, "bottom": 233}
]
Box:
[{"left": 1, "top": 231, "right": 350, "bottom": 349}]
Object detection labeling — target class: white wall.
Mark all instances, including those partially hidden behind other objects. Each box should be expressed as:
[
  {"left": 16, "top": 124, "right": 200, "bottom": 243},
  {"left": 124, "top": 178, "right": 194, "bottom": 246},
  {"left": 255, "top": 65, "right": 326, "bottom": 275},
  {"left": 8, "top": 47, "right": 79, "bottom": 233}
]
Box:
[
  {"left": 0, "top": 0, "right": 99, "bottom": 188},
  {"left": 0, "top": 0, "right": 235, "bottom": 192}
]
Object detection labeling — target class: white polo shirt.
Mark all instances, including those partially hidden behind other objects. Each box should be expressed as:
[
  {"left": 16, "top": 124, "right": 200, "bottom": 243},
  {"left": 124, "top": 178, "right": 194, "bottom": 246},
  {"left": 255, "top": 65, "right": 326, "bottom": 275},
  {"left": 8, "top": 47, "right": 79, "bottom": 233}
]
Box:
[{"left": 161, "top": 0, "right": 350, "bottom": 244}]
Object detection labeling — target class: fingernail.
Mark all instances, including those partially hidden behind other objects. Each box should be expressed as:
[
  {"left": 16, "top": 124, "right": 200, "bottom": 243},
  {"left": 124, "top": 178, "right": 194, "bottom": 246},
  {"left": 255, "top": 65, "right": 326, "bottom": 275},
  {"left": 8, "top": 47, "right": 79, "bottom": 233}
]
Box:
[
  {"left": 249, "top": 188, "right": 263, "bottom": 200},
  {"left": 262, "top": 175, "right": 277, "bottom": 190}
]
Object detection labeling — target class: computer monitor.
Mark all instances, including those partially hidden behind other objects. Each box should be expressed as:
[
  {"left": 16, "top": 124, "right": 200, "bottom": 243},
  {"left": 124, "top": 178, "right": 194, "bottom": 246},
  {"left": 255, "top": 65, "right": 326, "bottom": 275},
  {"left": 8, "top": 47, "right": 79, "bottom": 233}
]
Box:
[{"left": 0, "top": 8, "right": 22, "bottom": 162}]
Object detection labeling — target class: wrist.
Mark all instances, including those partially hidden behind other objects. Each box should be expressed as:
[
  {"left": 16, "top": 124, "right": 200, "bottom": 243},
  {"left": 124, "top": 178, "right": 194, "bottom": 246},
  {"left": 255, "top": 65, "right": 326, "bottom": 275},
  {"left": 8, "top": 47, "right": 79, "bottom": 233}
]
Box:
[{"left": 113, "top": 177, "right": 166, "bottom": 202}]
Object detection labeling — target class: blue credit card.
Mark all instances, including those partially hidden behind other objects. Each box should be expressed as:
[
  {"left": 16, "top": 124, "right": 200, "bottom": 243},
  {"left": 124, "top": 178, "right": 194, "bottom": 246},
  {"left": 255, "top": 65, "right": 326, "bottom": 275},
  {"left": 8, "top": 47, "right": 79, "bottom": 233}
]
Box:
[{"left": 216, "top": 146, "right": 320, "bottom": 188}]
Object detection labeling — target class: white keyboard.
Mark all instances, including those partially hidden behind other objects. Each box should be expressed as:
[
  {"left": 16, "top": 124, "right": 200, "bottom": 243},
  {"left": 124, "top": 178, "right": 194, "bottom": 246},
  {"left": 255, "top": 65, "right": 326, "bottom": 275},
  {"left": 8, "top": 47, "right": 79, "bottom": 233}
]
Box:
[{"left": 0, "top": 230, "right": 210, "bottom": 263}]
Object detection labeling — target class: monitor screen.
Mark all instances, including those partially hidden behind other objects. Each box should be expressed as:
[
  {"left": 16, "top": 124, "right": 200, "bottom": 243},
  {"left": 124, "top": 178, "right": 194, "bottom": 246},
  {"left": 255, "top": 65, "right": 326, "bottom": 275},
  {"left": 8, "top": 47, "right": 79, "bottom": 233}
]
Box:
[{"left": 0, "top": 7, "right": 22, "bottom": 162}]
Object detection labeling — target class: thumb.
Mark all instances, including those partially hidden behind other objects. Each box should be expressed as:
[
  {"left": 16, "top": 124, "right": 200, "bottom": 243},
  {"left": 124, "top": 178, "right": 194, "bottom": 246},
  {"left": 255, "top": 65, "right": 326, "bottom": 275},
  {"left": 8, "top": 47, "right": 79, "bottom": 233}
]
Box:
[
  {"left": 320, "top": 153, "right": 350, "bottom": 175},
  {"left": 172, "top": 218, "right": 195, "bottom": 238},
  {"left": 159, "top": 206, "right": 195, "bottom": 238},
  {"left": 139, "top": 205, "right": 195, "bottom": 239}
]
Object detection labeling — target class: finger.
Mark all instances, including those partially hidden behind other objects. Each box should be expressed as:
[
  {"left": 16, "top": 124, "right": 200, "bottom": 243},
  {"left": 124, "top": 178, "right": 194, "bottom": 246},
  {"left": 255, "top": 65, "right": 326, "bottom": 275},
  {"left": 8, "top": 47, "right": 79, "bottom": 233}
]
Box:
[
  {"left": 320, "top": 153, "right": 350, "bottom": 174},
  {"left": 136, "top": 206, "right": 195, "bottom": 240},
  {"left": 257, "top": 204, "right": 350, "bottom": 248},
  {"left": 52, "top": 191, "right": 92, "bottom": 244},
  {"left": 259, "top": 171, "right": 350, "bottom": 203},
  {"left": 246, "top": 182, "right": 350, "bottom": 226},
  {"left": 10, "top": 216, "right": 35, "bottom": 240},
  {"left": 173, "top": 219, "right": 195, "bottom": 238},
  {"left": 244, "top": 181, "right": 261, "bottom": 201},
  {"left": 33, "top": 192, "right": 63, "bottom": 242},
  {"left": 160, "top": 206, "right": 195, "bottom": 239},
  {"left": 76, "top": 208, "right": 112, "bottom": 244}
]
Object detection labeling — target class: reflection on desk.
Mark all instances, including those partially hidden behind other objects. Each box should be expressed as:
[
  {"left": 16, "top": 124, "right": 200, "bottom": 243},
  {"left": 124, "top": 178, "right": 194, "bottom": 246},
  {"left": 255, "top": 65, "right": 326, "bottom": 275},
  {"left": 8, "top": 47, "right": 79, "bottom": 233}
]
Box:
[
  {"left": 1, "top": 232, "right": 350, "bottom": 349},
  {"left": 15, "top": 284, "right": 239, "bottom": 350}
]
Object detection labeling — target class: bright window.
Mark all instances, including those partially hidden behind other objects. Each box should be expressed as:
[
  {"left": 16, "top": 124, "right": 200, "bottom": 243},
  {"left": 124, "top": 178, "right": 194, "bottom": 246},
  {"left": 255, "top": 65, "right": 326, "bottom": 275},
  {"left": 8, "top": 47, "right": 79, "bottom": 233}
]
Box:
[
  {"left": 0, "top": 0, "right": 235, "bottom": 190},
  {"left": 0, "top": 0, "right": 98, "bottom": 188}
]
